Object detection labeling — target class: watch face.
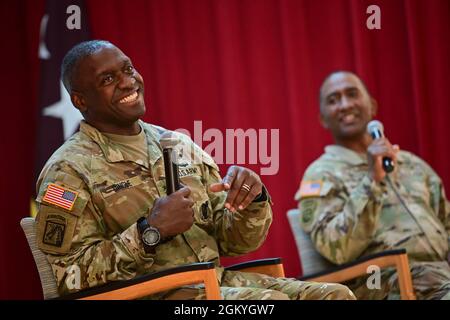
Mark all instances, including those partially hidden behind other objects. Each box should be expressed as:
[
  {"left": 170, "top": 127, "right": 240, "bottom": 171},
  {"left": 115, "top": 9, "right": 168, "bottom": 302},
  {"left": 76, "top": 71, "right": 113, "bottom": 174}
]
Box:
[{"left": 142, "top": 228, "right": 160, "bottom": 246}]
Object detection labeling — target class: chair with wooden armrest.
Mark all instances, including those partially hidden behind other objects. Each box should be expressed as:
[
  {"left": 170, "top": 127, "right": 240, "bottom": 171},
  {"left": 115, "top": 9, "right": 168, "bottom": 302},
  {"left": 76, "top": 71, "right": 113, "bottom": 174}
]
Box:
[
  {"left": 225, "top": 258, "right": 285, "bottom": 278},
  {"left": 287, "top": 209, "right": 416, "bottom": 300},
  {"left": 59, "top": 262, "right": 221, "bottom": 300},
  {"left": 68, "top": 258, "right": 285, "bottom": 300},
  {"left": 21, "top": 217, "right": 220, "bottom": 300},
  {"left": 21, "top": 217, "right": 284, "bottom": 300}
]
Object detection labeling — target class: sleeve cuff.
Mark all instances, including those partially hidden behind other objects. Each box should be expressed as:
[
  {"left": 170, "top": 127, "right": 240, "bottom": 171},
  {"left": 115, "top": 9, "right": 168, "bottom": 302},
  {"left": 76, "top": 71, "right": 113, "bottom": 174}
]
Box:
[
  {"left": 244, "top": 191, "right": 272, "bottom": 217},
  {"left": 252, "top": 185, "right": 269, "bottom": 203},
  {"left": 119, "top": 222, "right": 155, "bottom": 271}
]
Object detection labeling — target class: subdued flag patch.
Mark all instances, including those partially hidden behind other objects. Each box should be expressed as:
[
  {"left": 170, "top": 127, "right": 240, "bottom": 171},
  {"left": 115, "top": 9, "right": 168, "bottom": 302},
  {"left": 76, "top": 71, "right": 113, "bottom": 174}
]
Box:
[
  {"left": 298, "top": 180, "right": 322, "bottom": 197},
  {"left": 43, "top": 183, "right": 78, "bottom": 211}
]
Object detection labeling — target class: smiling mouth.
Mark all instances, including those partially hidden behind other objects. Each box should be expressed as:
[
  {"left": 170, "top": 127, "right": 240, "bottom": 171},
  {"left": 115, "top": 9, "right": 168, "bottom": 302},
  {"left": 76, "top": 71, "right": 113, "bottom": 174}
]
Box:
[
  {"left": 119, "top": 91, "right": 139, "bottom": 104},
  {"left": 340, "top": 113, "right": 357, "bottom": 124}
]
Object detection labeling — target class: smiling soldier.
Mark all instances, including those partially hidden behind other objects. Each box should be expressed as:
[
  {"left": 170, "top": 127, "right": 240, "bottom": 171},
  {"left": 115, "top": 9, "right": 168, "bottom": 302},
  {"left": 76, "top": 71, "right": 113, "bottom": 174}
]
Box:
[
  {"left": 35, "top": 40, "right": 355, "bottom": 300},
  {"left": 295, "top": 71, "right": 450, "bottom": 300}
]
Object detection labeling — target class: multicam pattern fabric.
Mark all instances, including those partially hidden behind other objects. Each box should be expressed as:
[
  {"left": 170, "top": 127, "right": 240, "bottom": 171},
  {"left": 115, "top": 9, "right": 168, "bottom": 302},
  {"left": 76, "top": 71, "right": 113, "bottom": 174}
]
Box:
[
  {"left": 35, "top": 121, "right": 355, "bottom": 300},
  {"left": 35, "top": 120, "right": 272, "bottom": 296},
  {"left": 296, "top": 145, "right": 450, "bottom": 299},
  {"left": 158, "top": 270, "right": 355, "bottom": 300}
]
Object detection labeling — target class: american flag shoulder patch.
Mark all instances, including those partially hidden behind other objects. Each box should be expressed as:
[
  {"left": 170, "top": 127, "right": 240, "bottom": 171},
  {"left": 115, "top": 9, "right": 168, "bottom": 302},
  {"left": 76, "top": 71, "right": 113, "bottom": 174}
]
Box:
[
  {"left": 299, "top": 180, "right": 323, "bottom": 197},
  {"left": 42, "top": 183, "right": 79, "bottom": 211}
]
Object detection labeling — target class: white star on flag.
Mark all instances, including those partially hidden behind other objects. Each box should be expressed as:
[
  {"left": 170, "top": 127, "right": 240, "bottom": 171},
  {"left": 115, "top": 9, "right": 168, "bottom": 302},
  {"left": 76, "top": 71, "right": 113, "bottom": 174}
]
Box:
[{"left": 43, "top": 80, "right": 83, "bottom": 140}]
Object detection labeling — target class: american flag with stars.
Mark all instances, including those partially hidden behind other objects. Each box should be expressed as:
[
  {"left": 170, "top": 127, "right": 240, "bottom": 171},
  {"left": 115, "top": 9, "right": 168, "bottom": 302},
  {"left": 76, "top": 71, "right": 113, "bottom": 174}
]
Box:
[
  {"left": 43, "top": 183, "right": 78, "bottom": 211},
  {"left": 299, "top": 180, "right": 322, "bottom": 197}
]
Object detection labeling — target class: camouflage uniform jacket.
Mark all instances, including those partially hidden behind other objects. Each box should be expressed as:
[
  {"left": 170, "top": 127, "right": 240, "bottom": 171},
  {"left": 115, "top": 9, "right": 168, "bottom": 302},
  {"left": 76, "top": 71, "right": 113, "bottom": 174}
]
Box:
[
  {"left": 35, "top": 120, "right": 272, "bottom": 295},
  {"left": 295, "top": 145, "right": 450, "bottom": 265}
]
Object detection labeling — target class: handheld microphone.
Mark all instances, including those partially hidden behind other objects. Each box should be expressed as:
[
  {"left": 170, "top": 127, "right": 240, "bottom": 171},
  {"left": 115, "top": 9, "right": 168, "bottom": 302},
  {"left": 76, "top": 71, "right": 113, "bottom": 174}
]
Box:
[
  {"left": 160, "top": 133, "right": 181, "bottom": 195},
  {"left": 367, "top": 120, "right": 394, "bottom": 173}
]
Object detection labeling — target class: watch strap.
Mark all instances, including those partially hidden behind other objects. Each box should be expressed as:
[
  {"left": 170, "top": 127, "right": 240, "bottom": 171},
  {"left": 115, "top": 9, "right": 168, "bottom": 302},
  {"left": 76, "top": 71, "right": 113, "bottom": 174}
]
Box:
[
  {"left": 252, "top": 185, "right": 268, "bottom": 202},
  {"left": 137, "top": 217, "right": 149, "bottom": 234},
  {"left": 137, "top": 217, "right": 155, "bottom": 254}
]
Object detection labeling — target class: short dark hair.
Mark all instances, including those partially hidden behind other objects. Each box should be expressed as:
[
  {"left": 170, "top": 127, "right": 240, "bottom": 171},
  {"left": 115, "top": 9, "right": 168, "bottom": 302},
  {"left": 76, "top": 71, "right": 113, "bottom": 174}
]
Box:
[
  {"left": 61, "top": 40, "right": 114, "bottom": 92},
  {"left": 319, "top": 70, "right": 371, "bottom": 112}
]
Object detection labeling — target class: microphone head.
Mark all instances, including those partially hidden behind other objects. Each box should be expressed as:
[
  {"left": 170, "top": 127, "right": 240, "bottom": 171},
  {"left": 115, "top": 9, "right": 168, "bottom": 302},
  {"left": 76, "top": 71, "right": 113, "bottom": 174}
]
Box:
[
  {"left": 160, "top": 132, "right": 180, "bottom": 149},
  {"left": 367, "top": 120, "right": 384, "bottom": 135}
]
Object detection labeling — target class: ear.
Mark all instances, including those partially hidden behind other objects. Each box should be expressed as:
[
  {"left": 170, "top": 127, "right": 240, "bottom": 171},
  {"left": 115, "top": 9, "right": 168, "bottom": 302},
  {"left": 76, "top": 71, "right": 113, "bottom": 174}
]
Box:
[
  {"left": 318, "top": 103, "right": 329, "bottom": 128},
  {"left": 319, "top": 112, "right": 329, "bottom": 129},
  {"left": 71, "top": 91, "right": 87, "bottom": 113},
  {"left": 370, "top": 97, "right": 378, "bottom": 117}
]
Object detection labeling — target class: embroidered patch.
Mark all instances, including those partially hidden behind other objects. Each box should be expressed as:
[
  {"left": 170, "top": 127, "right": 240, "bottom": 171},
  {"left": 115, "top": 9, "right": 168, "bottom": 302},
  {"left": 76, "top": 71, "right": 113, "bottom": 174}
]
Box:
[
  {"left": 178, "top": 166, "right": 200, "bottom": 178},
  {"left": 43, "top": 214, "right": 66, "bottom": 247},
  {"left": 301, "top": 199, "right": 318, "bottom": 225},
  {"left": 302, "top": 209, "right": 313, "bottom": 224},
  {"left": 201, "top": 201, "right": 209, "bottom": 220},
  {"left": 37, "top": 207, "right": 78, "bottom": 254},
  {"left": 298, "top": 180, "right": 323, "bottom": 197},
  {"left": 42, "top": 183, "right": 79, "bottom": 211},
  {"left": 101, "top": 176, "right": 144, "bottom": 198}
]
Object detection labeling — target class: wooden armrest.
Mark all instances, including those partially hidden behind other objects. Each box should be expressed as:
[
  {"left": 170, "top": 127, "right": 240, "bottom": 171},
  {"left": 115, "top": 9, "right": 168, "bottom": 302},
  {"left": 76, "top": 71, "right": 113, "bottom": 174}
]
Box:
[
  {"left": 57, "top": 262, "right": 221, "bottom": 300},
  {"left": 225, "top": 258, "right": 285, "bottom": 278},
  {"left": 299, "top": 249, "right": 415, "bottom": 300}
]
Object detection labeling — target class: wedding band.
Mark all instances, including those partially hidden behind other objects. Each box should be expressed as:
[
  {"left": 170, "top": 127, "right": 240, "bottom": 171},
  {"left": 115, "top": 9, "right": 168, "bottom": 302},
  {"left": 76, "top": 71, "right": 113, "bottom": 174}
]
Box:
[{"left": 241, "top": 184, "right": 251, "bottom": 192}]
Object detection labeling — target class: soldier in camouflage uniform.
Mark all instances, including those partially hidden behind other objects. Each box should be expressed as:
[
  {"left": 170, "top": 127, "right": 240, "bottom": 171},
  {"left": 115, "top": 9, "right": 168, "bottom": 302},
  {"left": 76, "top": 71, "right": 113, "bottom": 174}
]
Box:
[
  {"left": 35, "top": 40, "right": 355, "bottom": 300},
  {"left": 296, "top": 71, "right": 450, "bottom": 299}
]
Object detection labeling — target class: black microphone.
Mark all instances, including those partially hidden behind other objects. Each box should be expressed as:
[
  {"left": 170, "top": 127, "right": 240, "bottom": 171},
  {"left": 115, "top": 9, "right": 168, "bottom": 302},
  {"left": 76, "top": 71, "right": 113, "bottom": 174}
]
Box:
[
  {"left": 160, "top": 133, "right": 181, "bottom": 195},
  {"left": 367, "top": 120, "right": 394, "bottom": 173}
]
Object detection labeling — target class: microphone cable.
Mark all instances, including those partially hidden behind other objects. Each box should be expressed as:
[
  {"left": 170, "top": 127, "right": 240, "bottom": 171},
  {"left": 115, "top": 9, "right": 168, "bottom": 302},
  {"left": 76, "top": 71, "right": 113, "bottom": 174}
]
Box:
[
  {"left": 385, "top": 175, "right": 422, "bottom": 228},
  {"left": 385, "top": 174, "right": 442, "bottom": 257}
]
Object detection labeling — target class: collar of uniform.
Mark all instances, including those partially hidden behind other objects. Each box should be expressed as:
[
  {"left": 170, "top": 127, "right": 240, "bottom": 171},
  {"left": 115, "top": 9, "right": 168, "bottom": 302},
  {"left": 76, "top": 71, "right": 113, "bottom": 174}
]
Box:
[
  {"left": 139, "top": 120, "right": 163, "bottom": 166},
  {"left": 324, "top": 144, "right": 405, "bottom": 166},
  {"left": 80, "top": 121, "right": 126, "bottom": 162},
  {"left": 80, "top": 120, "right": 164, "bottom": 166},
  {"left": 324, "top": 145, "right": 367, "bottom": 165}
]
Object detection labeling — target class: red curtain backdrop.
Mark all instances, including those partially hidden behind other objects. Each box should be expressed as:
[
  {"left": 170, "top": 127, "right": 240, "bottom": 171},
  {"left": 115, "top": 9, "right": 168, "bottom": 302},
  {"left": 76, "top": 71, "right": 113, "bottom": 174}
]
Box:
[{"left": 1, "top": 0, "right": 448, "bottom": 299}]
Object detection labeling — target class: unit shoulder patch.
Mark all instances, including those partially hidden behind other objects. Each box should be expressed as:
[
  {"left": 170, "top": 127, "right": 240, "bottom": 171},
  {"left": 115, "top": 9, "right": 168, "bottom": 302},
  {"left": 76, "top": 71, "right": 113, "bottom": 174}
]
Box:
[
  {"left": 43, "top": 214, "right": 66, "bottom": 247},
  {"left": 37, "top": 206, "right": 77, "bottom": 254},
  {"left": 300, "top": 199, "right": 318, "bottom": 225}
]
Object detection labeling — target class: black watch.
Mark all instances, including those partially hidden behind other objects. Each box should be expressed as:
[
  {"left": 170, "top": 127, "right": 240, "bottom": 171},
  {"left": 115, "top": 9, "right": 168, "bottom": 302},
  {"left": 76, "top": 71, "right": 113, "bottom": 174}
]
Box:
[
  {"left": 137, "top": 217, "right": 161, "bottom": 252},
  {"left": 252, "top": 185, "right": 268, "bottom": 203}
]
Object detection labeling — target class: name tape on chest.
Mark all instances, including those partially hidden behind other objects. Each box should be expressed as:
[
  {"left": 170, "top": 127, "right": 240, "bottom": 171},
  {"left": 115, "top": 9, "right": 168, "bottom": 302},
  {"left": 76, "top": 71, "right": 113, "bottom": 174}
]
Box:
[{"left": 101, "top": 176, "right": 144, "bottom": 198}]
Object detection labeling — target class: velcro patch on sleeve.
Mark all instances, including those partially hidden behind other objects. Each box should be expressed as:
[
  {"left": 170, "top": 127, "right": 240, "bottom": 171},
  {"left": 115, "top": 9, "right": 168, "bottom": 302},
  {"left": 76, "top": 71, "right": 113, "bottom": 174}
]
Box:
[
  {"left": 298, "top": 180, "right": 323, "bottom": 198},
  {"left": 42, "top": 183, "right": 79, "bottom": 211},
  {"left": 37, "top": 206, "right": 78, "bottom": 254}
]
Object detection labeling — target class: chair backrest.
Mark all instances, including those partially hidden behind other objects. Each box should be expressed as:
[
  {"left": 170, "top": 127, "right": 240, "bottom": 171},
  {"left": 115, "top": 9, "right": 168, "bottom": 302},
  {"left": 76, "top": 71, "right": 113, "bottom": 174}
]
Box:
[
  {"left": 287, "top": 209, "right": 334, "bottom": 276},
  {"left": 20, "top": 217, "right": 59, "bottom": 299}
]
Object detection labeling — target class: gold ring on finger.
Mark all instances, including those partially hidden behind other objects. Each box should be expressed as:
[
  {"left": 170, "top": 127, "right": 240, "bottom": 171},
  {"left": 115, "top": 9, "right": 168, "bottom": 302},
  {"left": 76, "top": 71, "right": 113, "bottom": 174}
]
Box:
[{"left": 241, "top": 184, "right": 251, "bottom": 192}]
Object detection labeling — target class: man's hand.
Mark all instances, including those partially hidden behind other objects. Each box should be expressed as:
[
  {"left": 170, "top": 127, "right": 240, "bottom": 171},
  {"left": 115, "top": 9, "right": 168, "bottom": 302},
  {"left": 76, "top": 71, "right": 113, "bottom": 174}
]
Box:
[
  {"left": 209, "top": 166, "right": 263, "bottom": 213},
  {"left": 367, "top": 137, "right": 399, "bottom": 183},
  {"left": 147, "top": 187, "right": 195, "bottom": 238}
]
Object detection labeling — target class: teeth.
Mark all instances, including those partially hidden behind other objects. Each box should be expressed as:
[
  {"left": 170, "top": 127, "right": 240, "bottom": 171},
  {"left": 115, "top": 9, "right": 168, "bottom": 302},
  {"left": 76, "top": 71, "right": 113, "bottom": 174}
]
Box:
[
  {"left": 343, "top": 114, "right": 355, "bottom": 122},
  {"left": 119, "top": 91, "right": 138, "bottom": 104}
]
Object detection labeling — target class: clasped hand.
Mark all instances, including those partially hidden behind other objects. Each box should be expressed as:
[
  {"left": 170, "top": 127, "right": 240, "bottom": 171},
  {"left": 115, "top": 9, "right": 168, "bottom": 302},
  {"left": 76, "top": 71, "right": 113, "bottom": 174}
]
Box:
[{"left": 147, "top": 166, "right": 264, "bottom": 239}]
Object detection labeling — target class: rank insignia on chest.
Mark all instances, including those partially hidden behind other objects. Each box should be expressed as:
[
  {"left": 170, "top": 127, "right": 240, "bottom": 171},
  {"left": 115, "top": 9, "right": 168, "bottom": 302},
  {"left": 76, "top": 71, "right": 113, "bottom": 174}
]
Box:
[
  {"left": 42, "top": 183, "right": 79, "bottom": 211},
  {"left": 201, "top": 201, "right": 209, "bottom": 220}
]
